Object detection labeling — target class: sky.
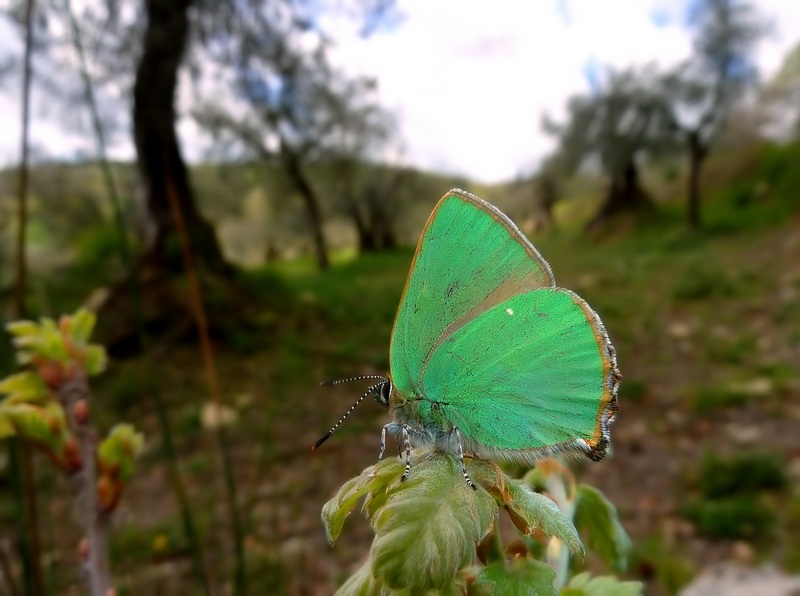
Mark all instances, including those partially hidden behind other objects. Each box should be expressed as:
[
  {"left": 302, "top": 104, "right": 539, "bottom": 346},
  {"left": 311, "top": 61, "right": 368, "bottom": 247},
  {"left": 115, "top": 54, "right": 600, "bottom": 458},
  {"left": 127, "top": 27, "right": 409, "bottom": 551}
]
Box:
[{"left": 1, "top": 0, "right": 800, "bottom": 183}]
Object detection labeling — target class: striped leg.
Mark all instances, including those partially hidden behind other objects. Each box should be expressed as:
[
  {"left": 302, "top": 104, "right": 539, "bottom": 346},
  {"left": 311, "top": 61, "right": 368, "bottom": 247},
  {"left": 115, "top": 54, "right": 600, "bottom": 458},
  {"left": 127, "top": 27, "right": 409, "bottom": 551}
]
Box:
[
  {"left": 399, "top": 425, "right": 412, "bottom": 482},
  {"left": 453, "top": 427, "right": 477, "bottom": 490},
  {"left": 378, "top": 425, "right": 387, "bottom": 461}
]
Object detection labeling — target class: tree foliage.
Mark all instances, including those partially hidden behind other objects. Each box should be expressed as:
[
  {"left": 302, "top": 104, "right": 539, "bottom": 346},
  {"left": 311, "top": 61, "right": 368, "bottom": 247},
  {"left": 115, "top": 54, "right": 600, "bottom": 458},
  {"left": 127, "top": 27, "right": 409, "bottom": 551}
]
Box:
[
  {"left": 663, "top": 0, "right": 768, "bottom": 228},
  {"left": 544, "top": 66, "right": 675, "bottom": 231},
  {"left": 192, "top": 1, "right": 395, "bottom": 267}
]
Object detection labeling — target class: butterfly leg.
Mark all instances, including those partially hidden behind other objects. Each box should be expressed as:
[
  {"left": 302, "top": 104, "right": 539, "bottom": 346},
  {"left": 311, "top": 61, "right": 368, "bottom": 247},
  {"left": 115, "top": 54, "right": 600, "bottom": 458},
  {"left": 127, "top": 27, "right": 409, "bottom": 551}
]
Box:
[
  {"left": 378, "top": 425, "right": 387, "bottom": 461},
  {"left": 452, "top": 427, "right": 477, "bottom": 490},
  {"left": 399, "top": 425, "right": 412, "bottom": 482},
  {"left": 379, "top": 422, "right": 405, "bottom": 460}
]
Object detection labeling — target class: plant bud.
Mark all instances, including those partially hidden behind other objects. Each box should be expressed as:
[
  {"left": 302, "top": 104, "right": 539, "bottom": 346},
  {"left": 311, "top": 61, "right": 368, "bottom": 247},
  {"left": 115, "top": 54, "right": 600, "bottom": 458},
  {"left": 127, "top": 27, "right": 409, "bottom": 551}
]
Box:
[
  {"left": 79, "top": 537, "right": 89, "bottom": 561},
  {"left": 39, "top": 361, "right": 63, "bottom": 389},
  {"left": 73, "top": 399, "right": 90, "bottom": 424}
]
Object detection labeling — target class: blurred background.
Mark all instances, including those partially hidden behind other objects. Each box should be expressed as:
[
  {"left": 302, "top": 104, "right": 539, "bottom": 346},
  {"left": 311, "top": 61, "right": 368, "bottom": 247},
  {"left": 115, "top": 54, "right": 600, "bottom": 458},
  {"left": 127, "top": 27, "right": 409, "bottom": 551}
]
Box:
[{"left": 1, "top": 0, "right": 799, "bottom": 593}]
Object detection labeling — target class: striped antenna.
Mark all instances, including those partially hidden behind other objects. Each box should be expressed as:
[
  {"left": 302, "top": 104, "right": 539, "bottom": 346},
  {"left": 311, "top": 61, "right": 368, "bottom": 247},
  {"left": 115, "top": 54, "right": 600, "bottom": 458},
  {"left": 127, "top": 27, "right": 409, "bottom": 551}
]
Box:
[
  {"left": 312, "top": 378, "right": 388, "bottom": 450},
  {"left": 320, "top": 375, "right": 387, "bottom": 387}
]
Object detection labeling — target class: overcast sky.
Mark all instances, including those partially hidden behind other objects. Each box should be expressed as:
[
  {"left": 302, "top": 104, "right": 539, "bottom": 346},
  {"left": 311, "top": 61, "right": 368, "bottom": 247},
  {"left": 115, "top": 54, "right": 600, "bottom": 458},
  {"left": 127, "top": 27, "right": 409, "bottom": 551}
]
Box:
[{"left": 1, "top": 0, "right": 799, "bottom": 183}]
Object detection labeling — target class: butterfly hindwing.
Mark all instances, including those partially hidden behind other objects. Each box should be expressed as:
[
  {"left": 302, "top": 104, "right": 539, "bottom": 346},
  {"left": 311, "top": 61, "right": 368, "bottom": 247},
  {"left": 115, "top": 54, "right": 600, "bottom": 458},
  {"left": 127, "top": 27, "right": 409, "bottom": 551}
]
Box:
[
  {"left": 390, "top": 190, "right": 555, "bottom": 400},
  {"left": 419, "top": 287, "right": 616, "bottom": 461}
]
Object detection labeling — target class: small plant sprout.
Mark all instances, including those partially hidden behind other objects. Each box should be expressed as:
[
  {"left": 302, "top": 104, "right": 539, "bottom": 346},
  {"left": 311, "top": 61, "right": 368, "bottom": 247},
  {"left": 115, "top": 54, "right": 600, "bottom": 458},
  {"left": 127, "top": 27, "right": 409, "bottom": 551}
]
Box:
[{"left": 0, "top": 309, "right": 143, "bottom": 596}]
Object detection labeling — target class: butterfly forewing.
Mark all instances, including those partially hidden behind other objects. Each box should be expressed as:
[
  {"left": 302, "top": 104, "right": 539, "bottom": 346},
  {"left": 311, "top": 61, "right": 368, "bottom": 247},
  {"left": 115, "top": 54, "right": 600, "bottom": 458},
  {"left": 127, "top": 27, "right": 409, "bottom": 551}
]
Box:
[{"left": 390, "top": 190, "right": 555, "bottom": 398}]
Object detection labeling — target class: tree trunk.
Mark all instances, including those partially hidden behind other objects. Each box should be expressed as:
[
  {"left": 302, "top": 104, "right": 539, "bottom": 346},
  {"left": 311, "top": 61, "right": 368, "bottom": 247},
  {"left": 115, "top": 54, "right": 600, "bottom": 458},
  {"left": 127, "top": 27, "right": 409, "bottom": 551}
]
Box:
[
  {"left": 534, "top": 174, "right": 558, "bottom": 231},
  {"left": 687, "top": 130, "right": 707, "bottom": 230},
  {"left": 281, "top": 147, "right": 330, "bottom": 269},
  {"left": 133, "top": 0, "right": 230, "bottom": 275},
  {"left": 586, "top": 159, "right": 649, "bottom": 232},
  {"left": 349, "top": 203, "right": 375, "bottom": 252},
  {"left": 361, "top": 187, "right": 395, "bottom": 251}
]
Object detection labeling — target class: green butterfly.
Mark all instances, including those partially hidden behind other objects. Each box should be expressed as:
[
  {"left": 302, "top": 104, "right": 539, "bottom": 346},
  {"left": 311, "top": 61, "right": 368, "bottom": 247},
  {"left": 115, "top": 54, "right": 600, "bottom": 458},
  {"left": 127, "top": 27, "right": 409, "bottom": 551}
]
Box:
[{"left": 315, "top": 189, "right": 620, "bottom": 488}]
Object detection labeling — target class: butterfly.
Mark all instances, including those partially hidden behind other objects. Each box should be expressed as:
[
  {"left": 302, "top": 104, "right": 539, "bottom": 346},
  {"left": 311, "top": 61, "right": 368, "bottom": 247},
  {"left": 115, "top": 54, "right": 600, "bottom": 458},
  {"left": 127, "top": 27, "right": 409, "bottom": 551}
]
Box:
[{"left": 314, "top": 189, "right": 620, "bottom": 488}]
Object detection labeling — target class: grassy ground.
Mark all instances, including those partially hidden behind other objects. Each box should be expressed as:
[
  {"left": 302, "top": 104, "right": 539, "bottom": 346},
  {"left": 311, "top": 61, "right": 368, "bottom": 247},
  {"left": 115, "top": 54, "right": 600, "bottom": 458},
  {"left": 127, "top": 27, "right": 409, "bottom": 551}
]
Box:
[{"left": 3, "top": 146, "right": 800, "bottom": 594}]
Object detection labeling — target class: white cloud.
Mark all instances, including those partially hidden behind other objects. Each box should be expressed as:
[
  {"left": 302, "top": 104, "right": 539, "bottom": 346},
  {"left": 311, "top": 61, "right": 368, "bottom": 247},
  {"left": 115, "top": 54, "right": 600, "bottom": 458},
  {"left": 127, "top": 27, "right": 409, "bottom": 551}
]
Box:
[
  {"left": 324, "top": 0, "right": 695, "bottom": 182},
  {"left": 1, "top": 1, "right": 799, "bottom": 182}
]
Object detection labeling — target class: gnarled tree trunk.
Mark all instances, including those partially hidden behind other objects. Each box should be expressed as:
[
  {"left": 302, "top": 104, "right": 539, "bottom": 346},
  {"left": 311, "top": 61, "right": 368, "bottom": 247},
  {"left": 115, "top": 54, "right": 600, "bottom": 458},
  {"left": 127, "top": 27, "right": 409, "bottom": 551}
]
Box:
[
  {"left": 133, "top": 0, "right": 230, "bottom": 275},
  {"left": 281, "top": 146, "right": 330, "bottom": 269},
  {"left": 586, "top": 160, "right": 650, "bottom": 233}
]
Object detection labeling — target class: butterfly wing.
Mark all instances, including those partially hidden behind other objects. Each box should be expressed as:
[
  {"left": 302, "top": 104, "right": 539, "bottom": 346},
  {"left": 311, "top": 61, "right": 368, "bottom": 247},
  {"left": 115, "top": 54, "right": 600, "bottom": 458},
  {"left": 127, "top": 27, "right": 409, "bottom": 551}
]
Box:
[
  {"left": 390, "top": 189, "right": 555, "bottom": 399},
  {"left": 420, "top": 287, "right": 618, "bottom": 462}
]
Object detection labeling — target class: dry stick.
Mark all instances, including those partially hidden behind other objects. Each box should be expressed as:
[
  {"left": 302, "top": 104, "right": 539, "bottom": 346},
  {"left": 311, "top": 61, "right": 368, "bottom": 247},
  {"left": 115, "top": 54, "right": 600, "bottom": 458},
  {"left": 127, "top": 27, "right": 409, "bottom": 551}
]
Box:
[
  {"left": 13, "top": 0, "right": 45, "bottom": 594},
  {"left": 164, "top": 174, "right": 247, "bottom": 595},
  {"left": 0, "top": 540, "right": 21, "bottom": 596},
  {"left": 60, "top": 374, "right": 111, "bottom": 595}
]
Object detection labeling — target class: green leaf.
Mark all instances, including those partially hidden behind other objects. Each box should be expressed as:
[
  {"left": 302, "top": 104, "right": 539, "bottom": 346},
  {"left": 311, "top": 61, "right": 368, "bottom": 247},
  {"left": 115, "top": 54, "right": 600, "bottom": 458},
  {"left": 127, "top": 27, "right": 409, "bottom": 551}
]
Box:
[
  {"left": 474, "top": 558, "right": 557, "bottom": 595},
  {"left": 573, "top": 485, "right": 632, "bottom": 573},
  {"left": 69, "top": 309, "right": 96, "bottom": 344},
  {"left": 1, "top": 403, "right": 68, "bottom": 454},
  {"left": 368, "top": 452, "right": 497, "bottom": 593},
  {"left": 335, "top": 557, "right": 389, "bottom": 596},
  {"left": 560, "top": 571, "right": 643, "bottom": 595},
  {"left": 0, "top": 411, "right": 15, "bottom": 438},
  {"left": 42, "top": 332, "right": 69, "bottom": 362},
  {"left": 0, "top": 372, "right": 50, "bottom": 405},
  {"left": 84, "top": 345, "right": 108, "bottom": 376},
  {"left": 98, "top": 424, "right": 144, "bottom": 481},
  {"left": 506, "top": 480, "right": 584, "bottom": 555},
  {"left": 322, "top": 457, "right": 406, "bottom": 545},
  {"left": 5, "top": 320, "right": 39, "bottom": 337}
]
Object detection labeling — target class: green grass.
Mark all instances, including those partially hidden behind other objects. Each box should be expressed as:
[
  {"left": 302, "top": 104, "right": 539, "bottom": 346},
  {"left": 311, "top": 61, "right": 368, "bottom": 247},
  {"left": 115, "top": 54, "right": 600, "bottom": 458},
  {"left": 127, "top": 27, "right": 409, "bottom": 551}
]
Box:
[
  {"left": 681, "top": 451, "right": 787, "bottom": 541},
  {"left": 696, "top": 452, "right": 787, "bottom": 498},
  {"left": 683, "top": 496, "right": 776, "bottom": 540}
]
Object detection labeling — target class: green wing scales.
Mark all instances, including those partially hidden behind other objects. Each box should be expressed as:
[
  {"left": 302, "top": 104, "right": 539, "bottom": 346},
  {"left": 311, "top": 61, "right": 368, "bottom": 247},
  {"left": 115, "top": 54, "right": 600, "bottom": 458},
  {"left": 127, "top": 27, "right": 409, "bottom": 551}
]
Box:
[
  {"left": 421, "top": 288, "right": 616, "bottom": 458},
  {"left": 390, "top": 189, "right": 555, "bottom": 398}
]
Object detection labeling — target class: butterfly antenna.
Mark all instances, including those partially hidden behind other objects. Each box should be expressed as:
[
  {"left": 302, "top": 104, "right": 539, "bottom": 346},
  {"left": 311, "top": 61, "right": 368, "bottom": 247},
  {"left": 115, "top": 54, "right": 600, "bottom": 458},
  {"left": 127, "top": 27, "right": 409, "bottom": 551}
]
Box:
[
  {"left": 320, "top": 375, "right": 387, "bottom": 387},
  {"left": 312, "top": 380, "right": 386, "bottom": 450}
]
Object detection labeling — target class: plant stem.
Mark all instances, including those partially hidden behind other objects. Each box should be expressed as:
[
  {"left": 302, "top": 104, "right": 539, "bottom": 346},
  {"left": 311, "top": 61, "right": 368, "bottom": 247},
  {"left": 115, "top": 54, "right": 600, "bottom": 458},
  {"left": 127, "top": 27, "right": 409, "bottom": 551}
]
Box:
[
  {"left": 544, "top": 473, "right": 575, "bottom": 590},
  {"left": 164, "top": 171, "right": 247, "bottom": 594},
  {"left": 13, "top": 2, "right": 46, "bottom": 592},
  {"left": 0, "top": 538, "right": 20, "bottom": 596},
  {"left": 60, "top": 374, "right": 111, "bottom": 596}
]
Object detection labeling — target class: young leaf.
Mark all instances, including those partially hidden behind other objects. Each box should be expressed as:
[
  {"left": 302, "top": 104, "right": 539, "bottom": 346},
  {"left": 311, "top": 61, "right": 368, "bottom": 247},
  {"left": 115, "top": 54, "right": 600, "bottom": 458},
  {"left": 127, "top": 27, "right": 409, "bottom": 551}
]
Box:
[
  {"left": 335, "top": 556, "right": 388, "bottom": 596},
  {"left": 573, "top": 485, "right": 632, "bottom": 573},
  {"left": 368, "top": 452, "right": 497, "bottom": 593},
  {"left": 0, "top": 411, "right": 14, "bottom": 438},
  {"left": 321, "top": 457, "right": 405, "bottom": 545},
  {"left": 69, "top": 309, "right": 97, "bottom": 344},
  {"left": 98, "top": 424, "right": 145, "bottom": 481},
  {"left": 560, "top": 571, "right": 643, "bottom": 595},
  {"left": 84, "top": 345, "right": 108, "bottom": 376},
  {"left": 506, "top": 480, "right": 584, "bottom": 555},
  {"left": 474, "top": 558, "right": 557, "bottom": 596},
  {"left": 1, "top": 403, "right": 68, "bottom": 455},
  {"left": 0, "top": 371, "right": 50, "bottom": 405}
]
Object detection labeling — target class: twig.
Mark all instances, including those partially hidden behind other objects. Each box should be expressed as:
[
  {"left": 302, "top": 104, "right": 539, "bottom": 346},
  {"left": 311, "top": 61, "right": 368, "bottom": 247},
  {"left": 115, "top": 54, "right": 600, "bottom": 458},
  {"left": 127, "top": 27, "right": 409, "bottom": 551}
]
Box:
[
  {"left": 13, "top": 1, "right": 46, "bottom": 594},
  {"left": 0, "top": 539, "right": 20, "bottom": 596},
  {"left": 59, "top": 374, "right": 111, "bottom": 596}
]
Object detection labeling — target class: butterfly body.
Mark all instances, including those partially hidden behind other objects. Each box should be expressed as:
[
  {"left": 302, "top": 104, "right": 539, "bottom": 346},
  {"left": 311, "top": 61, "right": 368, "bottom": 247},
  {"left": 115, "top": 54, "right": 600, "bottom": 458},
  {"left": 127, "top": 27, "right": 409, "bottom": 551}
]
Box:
[{"left": 317, "top": 189, "right": 620, "bottom": 485}]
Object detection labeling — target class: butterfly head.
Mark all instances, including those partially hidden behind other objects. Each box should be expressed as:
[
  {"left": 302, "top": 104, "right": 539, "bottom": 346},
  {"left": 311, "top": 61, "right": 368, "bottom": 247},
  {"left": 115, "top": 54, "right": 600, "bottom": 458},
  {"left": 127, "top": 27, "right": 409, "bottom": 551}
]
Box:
[
  {"left": 312, "top": 374, "right": 391, "bottom": 451},
  {"left": 370, "top": 379, "right": 392, "bottom": 409}
]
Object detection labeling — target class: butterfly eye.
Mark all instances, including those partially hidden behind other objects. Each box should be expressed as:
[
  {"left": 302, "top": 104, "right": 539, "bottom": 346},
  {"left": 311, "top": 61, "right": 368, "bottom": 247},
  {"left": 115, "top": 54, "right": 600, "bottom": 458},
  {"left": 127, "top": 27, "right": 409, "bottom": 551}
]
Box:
[{"left": 373, "top": 381, "right": 392, "bottom": 408}]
